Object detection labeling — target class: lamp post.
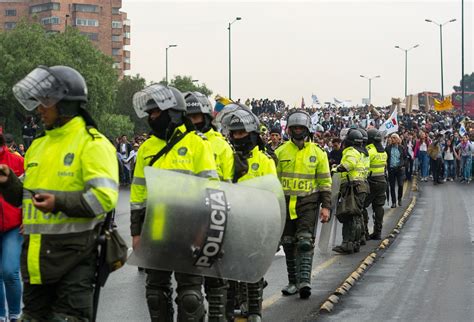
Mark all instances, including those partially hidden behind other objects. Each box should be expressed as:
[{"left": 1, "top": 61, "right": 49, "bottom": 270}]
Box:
[
  {"left": 165, "top": 44, "right": 177, "bottom": 85},
  {"left": 425, "top": 18, "right": 457, "bottom": 98},
  {"left": 360, "top": 75, "right": 381, "bottom": 105},
  {"left": 461, "top": 0, "right": 465, "bottom": 114},
  {"left": 395, "top": 44, "right": 420, "bottom": 98},
  {"left": 228, "top": 17, "right": 241, "bottom": 99}
]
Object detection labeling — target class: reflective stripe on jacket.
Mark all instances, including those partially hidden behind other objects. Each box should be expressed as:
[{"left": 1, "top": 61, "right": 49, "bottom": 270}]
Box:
[
  {"left": 340, "top": 146, "right": 365, "bottom": 182},
  {"left": 275, "top": 141, "right": 331, "bottom": 219},
  {"left": 367, "top": 144, "right": 387, "bottom": 177},
  {"left": 22, "top": 116, "right": 119, "bottom": 284},
  {"left": 130, "top": 125, "right": 218, "bottom": 212}
]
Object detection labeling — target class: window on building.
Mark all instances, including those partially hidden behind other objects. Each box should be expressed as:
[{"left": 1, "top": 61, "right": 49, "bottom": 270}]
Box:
[
  {"left": 30, "top": 2, "right": 60, "bottom": 14},
  {"left": 112, "top": 48, "right": 121, "bottom": 56},
  {"left": 112, "top": 62, "right": 121, "bottom": 69},
  {"left": 112, "top": 21, "right": 122, "bottom": 28},
  {"left": 112, "top": 7, "right": 121, "bottom": 15},
  {"left": 41, "top": 16, "right": 60, "bottom": 25},
  {"left": 5, "top": 9, "right": 16, "bottom": 16},
  {"left": 4, "top": 22, "right": 16, "bottom": 30},
  {"left": 112, "top": 35, "right": 122, "bottom": 42},
  {"left": 124, "top": 57, "right": 130, "bottom": 63},
  {"left": 76, "top": 18, "right": 99, "bottom": 27},
  {"left": 81, "top": 32, "right": 99, "bottom": 41},
  {"left": 73, "top": 4, "right": 99, "bottom": 13},
  {"left": 124, "top": 32, "right": 131, "bottom": 39}
]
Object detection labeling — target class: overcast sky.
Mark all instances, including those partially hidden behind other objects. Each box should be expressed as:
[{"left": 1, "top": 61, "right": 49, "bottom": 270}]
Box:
[{"left": 122, "top": 0, "right": 473, "bottom": 106}]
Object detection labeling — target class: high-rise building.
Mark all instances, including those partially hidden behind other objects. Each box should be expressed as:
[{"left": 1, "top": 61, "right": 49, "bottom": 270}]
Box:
[{"left": 0, "top": 0, "right": 131, "bottom": 74}]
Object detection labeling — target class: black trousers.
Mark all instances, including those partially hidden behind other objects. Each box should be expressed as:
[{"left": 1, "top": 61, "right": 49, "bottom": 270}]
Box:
[
  {"left": 22, "top": 253, "right": 96, "bottom": 321},
  {"left": 431, "top": 158, "right": 443, "bottom": 183},
  {"left": 388, "top": 167, "right": 404, "bottom": 204}
]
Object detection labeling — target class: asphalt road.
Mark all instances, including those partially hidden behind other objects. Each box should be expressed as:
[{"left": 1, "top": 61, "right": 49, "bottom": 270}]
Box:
[
  {"left": 97, "top": 181, "right": 414, "bottom": 322},
  {"left": 317, "top": 180, "right": 474, "bottom": 322}
]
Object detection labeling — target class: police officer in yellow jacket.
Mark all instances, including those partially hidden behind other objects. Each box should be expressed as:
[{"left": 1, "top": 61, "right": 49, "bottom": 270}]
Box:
[
  {"left": 332, "top": 129, "right": 367, "bottom": 254},
  {"left": 0, "top": 65, "right": 119, "bottom": 321},
  {"left": 221, "top": 107, "right": 277, "bottom": 322},
  {"left": 275, "top": 110, "right": 331, "bottom": 299},
  {"left": 363, "top": 129, "right": 388, "bottom": 240},
  {"left": 130, "top": 84, "right": 218, "bottom": 322},
  {"left": 185, "top": 92, "right": 234, "bottom": 182},
  {"left": 357, "top": 128, "right": 371, "bottom": 245},
  {"left": 184, "top": 92, "right": 234, "bottom": 321}
]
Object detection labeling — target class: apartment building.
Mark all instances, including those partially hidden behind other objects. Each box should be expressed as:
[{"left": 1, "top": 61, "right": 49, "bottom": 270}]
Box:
[{"left": 0, "top": 0, "right": 131, "bottom": 73}]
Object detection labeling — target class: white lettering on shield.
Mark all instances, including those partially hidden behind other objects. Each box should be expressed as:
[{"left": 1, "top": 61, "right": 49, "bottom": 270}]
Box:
[{"left": 195, "top": 189, "right": 228, "bottom": 267}]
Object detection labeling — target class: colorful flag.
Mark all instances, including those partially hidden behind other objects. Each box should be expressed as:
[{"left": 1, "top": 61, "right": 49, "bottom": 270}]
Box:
[
  {"left": 434, "top": 96, "right": 454, "bottom": 111},
  {"left": 459, "top": 124, "right": 467, "bottom": 136},
  {"left": 214, "top": 94, "right": 233, "bottom": 113},
  {"left": 379, "top": 109, "right": 399, "bottom": 136}
]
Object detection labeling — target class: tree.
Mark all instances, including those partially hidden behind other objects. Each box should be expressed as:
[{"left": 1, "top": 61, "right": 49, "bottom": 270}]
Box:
[
  {"left": 115, "top": 74, "right": 149, "bottom": 134},
  {"left": 0, "top": 22, "right": 120, "bottom": 138},
  {"left": 453, "top": 72, "right": 474, "bottom": 92},
  {"left": 163, "top": 75, "right": 213, "bottom": 97}
]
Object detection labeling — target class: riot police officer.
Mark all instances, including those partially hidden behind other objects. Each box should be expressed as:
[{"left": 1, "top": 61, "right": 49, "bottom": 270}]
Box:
[
  {"left": 363, "top": 129, "right": 388, "bottom": 240},
  {"left": 0, "top": 65, "right": 119, "bottom": 321},
  {"left": 221, "top": 107, "right": 277, "bottom": 322},
  {"left": 130, "top": 84, "right": 218, "bottom": 322},
  {"left": 185, "top": 92, "right": 234, "bottom": 321},
  {"left": 275, "top": 110, "right": 331, "bottom": 299},
  {"left": 332, "top": 129, "right": 368, "bottom": 254},
  {"left": 357, "top": 128, "right": 370, "bottom": 245}
]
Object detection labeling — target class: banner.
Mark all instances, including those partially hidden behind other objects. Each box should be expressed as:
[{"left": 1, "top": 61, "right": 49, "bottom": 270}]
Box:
[
  {"left": 459, "top": 124, "right": 467, "bottom": 136},
  {"left": 312, "top": 94, "right": 320, "bottom": 105},
  {"left": 434, "top": 96, "right": 454, "bottom": 112},
  {"left": 379, "top": 109, "right": 398, "bottom": 136}
]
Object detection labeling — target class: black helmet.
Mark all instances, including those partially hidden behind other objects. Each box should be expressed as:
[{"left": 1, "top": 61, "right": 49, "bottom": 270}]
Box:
[
  {"left": 358, "top": 128, "right": 368, "bottom": 143},
  {"left": 13, "top": 65, "right": 87, "bottom": 112},
  {"left": 184, "top": 92, "right": 212, "bottom": 116},
  {"left": 345, "top": 129, "right": 364, "bottom": 146},
  {"left": 367, "top": 128, "right": 382, "bottom": 143},
  {"left": 133, "top": 84, "right": 186, "bottom": 118}
]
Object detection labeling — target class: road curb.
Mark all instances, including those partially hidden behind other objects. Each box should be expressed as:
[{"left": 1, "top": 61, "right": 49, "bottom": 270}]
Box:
[{"left": 318, "top": 195, "right": 418, "bottom": 314}]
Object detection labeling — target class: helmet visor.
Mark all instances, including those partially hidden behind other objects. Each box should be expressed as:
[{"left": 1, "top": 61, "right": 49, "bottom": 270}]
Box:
[
  {"left": 12, "top": 66, "right": 67, "bottom": 111},
  {"left": 133, "top": 85, "right": 178, "bottom": 118}
]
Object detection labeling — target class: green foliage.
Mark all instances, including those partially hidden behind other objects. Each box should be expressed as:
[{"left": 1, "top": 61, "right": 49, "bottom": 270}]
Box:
[
  {"left": 0, "top": 22, "right": 118, "bottom": 137},
  {"left": 115, "top": 74, "right": 148, "bottom": 134},
  {"left": 164, "top": 75, "right": 213, "bottom": 97},
  {"left": 453, "top": 72, "right": 474, "bottom": 92},
  {"left": 97, "top": 113, "right": 134, "bottom": 140}
]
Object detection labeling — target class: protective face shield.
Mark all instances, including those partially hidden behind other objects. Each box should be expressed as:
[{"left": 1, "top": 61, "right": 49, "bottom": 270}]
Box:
[
  {"left": 133, "top": 84, "right": 186, "bottom": 118},
  {"left": 13, "top": 66, "right": 74, "bottom": 111},
  {"left": 287, "top": 111, "right": 311, "bottom": 140},
  {"left": 221, "top": 109, "right": 259, "bottom": 134},
  {"left": 128, "top": 168, "right": 285, "bottom": 283},
  {"left": 184, "top": 92, "right": 212, "bottom": 116}
]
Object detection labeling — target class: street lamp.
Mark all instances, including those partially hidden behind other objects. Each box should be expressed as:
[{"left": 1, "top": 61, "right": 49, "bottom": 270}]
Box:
[
  {"left": 228, "top": 17, "right": 242, "bottom": 99},
  {"left": 192, "top": 79, "right": 199, "bottom": 83},
  {"left": 165, "top": 44, "right": 178, "bottom": 85},
  {"left": 395, "top": 44, "right": 420, "bottom": 98},
  {"left": 360, "top": 75, "right": 380, "bottom": 105},
  {"left": 425, "top": 18, "right": 457, "bottom": 98}
]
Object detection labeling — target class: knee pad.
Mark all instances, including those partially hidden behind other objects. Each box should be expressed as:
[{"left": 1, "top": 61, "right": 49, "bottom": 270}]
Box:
[
  {"left": 146, "top": 288, "right": 173, "bottom": 320},
  {"left": 296, "top": 232, "right": 314, "bottom": 252},
  {"left": 177, "top": 289, "right": 205, "bottom": 320}
]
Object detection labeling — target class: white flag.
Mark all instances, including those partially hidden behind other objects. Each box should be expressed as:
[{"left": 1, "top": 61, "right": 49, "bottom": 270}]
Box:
[{"left": 379, "top": 109, "right": 399, "bottom": 136}]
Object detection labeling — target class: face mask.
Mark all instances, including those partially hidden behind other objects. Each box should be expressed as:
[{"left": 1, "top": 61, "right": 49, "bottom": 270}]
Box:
[
  {"left": 194, "top": 117, "right": 212, "bottom": 133},
  {"left": 290, "top": 128, "right": 308, "bottom": 140},
  {"left": 148, "top": 110, "right": 171, "bottom": 140},
  {"left": 231, "top": 134, "right": 255, "bottom": 153}
]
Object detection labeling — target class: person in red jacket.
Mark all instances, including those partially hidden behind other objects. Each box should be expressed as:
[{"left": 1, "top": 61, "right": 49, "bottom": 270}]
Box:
[{"left": 0, "top": 132, "right": 24, "bottom": 322}]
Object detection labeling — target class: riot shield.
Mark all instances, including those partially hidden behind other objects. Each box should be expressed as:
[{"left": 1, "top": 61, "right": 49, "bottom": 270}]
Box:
[
  {"left": 318, "top": 173, "right": 341, "bottom": 253},
  {"left": 127, "top": 167, "right": 283, "bottom": 283},
  {"left": 237, "top": 175, "right": 286, "bottom": 236}
]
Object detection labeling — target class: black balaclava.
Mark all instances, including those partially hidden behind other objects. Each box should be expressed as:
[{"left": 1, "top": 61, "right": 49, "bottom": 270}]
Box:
[
  {"left": 148, "top": 110, "right": 171, "bottom": 140},
  {"left": 231, "top": 132, "right": 259, "bottom": 154},
  {"left": 193, "top": 114, "right": 212, "bottom": 133},
  {"left": 289, "top": 127, "right": 309, "bottom": 141}
]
